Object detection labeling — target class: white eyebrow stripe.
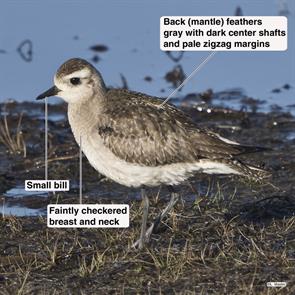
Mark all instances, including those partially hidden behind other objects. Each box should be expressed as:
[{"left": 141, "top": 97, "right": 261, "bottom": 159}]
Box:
[{"left": 64, "top": 68, "right": 91, "bottom": 79}]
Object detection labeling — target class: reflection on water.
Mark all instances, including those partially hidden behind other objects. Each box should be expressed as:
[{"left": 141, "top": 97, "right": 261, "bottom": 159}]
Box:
[
  {"left": 0, "top": 203, "right": 45, "bottom": 217},
  {"left": 1, "top": 186, "right": 48, "bottom": 216},
  {"left": 287, "top": 131, "right": 295, "bottom": 141},
  {"left": 4, "top": 186, "right": 48, "bottom": 198}
]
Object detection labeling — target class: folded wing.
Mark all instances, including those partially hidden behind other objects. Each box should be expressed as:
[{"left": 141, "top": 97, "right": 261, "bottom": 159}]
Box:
[{"left": 96, "top": 89, "right": 264, "bottom": 167}]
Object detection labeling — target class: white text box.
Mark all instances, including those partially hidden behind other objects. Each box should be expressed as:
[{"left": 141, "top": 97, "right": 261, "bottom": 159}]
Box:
[
  {"left": 25, "top": 180, "right": 70, "bottom": 191},
  {"left": 47, "top": 204, "right": 129, "bottom": 228},
  {"left": 160, "top": 16, "right": 287, "bottom": 51}
]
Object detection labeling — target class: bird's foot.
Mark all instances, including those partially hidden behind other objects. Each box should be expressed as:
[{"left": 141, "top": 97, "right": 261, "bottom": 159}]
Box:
[
  {"left": 131, "top": 222, "right": 155, "bottom": 249},
  {"left": 131, "top": 191, "right": 179, "bottom": 250}
]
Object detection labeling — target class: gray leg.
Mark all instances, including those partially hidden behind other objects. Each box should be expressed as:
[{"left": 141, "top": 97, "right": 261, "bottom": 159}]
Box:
[
  {"left": 144, "top": 191, "right": 179, "bottom": 243},
  {"left": 132, "top": 188, "right": 179, "bottom": 248},
  {"left": 133, "top": 188, "right": 149, "bottom": 249}
]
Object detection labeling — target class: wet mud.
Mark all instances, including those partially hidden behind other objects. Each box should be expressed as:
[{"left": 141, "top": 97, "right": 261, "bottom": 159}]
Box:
[{"left": 0, "top": 91, "right": 294, "bottom": 294}]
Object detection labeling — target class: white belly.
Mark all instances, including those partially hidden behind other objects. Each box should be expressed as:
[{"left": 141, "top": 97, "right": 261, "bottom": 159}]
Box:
[
  {"left": 77, "top": 131, "right": 240, "bottom": 188},
  {"left": 68, "top": 103, "right": 241, "bottom": 188}
]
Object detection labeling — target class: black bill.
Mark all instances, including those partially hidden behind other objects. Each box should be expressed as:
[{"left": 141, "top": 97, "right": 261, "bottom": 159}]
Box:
[{"left": 36, "top": 86, "right": 60, "bottom": 100}]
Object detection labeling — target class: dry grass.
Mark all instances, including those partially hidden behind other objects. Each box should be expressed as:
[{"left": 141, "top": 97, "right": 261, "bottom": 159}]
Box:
[
  {"left": 0, "top": 110, "right": 26, "bottom": 157},
  {"left": 1, "top": 83, "right": 294, "bottom": 294},
  {"left": 78, "top": 248, "right": 109, "bottom": 277},
  {"left": 0, "top": 186, "right": 294, "bottom": 295}
]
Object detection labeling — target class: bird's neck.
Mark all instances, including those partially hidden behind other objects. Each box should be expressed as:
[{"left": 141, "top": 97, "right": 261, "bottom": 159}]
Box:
[{"left": 67, "top": 95, "right": 102, "bottom": 142}]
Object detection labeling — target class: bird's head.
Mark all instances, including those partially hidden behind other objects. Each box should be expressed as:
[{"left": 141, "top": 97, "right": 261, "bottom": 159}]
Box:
[{"left": 36, "top": 58, "right": 106, "bottom": 104}]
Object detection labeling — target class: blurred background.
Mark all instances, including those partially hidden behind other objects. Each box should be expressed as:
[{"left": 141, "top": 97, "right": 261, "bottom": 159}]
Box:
[{"left": 0, "top": 0, "right": 294, "bottom": 111}]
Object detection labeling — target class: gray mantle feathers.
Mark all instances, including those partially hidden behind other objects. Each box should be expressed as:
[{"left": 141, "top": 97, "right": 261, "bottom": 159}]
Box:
[{"left": 96, "top": 88, "right": 267, "bottom": 178}]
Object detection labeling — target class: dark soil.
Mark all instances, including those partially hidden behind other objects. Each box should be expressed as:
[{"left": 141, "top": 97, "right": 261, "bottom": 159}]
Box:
[{"left": 0, "top": 93, "right": 294, "bottom": 294}]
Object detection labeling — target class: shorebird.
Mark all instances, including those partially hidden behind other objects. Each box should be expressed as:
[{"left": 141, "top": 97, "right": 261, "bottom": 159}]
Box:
[{"left": 36, "top": 58, "right": 269, "bottom": 249}]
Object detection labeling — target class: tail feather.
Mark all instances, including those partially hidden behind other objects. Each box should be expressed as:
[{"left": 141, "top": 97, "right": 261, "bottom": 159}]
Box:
[
  {"left": 235, "top": 145, "right": 271, "bottom": 155},
  {"left": 225, "top": 159, "right": 271, "bottom": 182},
  {"left": 221, "top": 159, "right": 271, "bottom": 182}
]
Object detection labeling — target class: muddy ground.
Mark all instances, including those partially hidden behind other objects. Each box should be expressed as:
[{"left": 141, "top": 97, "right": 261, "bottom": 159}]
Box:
[{"left": 0, "top": 91, "right": 294, "bottom": 294}]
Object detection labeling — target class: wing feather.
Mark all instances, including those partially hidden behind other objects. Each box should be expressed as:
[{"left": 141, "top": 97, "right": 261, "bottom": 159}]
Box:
[{"left": 96, "top": 89, "right": 250, "bottom": 166}]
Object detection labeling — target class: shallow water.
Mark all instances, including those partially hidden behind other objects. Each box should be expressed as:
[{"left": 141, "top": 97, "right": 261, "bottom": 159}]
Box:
[
  {"left": 0, "top": 2, "right": 294, "bottom": 111},
  {"left": 4, "top": 187, "right": 48, "bottom": 198},
  {"left": 0, "top": 202, "right": 45, "bottom": 217},
  {"left": 0, "top": 186, "right": 48, "bottom": 216},
  {"left": 286, "top": 131, "right": 295, "bottom": 141},
  {"left": 0, "top": 92, "right": 295, "bottom": 217}
]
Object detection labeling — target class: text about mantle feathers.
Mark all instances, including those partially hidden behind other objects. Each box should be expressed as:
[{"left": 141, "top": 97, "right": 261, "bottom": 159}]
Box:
[{"left": 160, "top": 16, "right": 287, "bottom": 51}]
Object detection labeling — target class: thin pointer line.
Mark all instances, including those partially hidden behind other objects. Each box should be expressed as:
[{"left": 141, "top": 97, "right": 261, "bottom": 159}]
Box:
[
  {"left": 79, "top": 136, "right": 82, "bottom": 204},
  {"left": 2, "top": 198, "right": 4, "bottom": 219},
  {"left": 45, "top": 97, "right": 48, "bottom": 181},
  {"left": 160, "top": 51, "right": 217, "bottom": 107}
]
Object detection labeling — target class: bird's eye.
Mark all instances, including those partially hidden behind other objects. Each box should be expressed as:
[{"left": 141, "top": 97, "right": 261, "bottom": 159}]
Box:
[{"left": 70, "top": 77, "right": 81, "bottom": 85}]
